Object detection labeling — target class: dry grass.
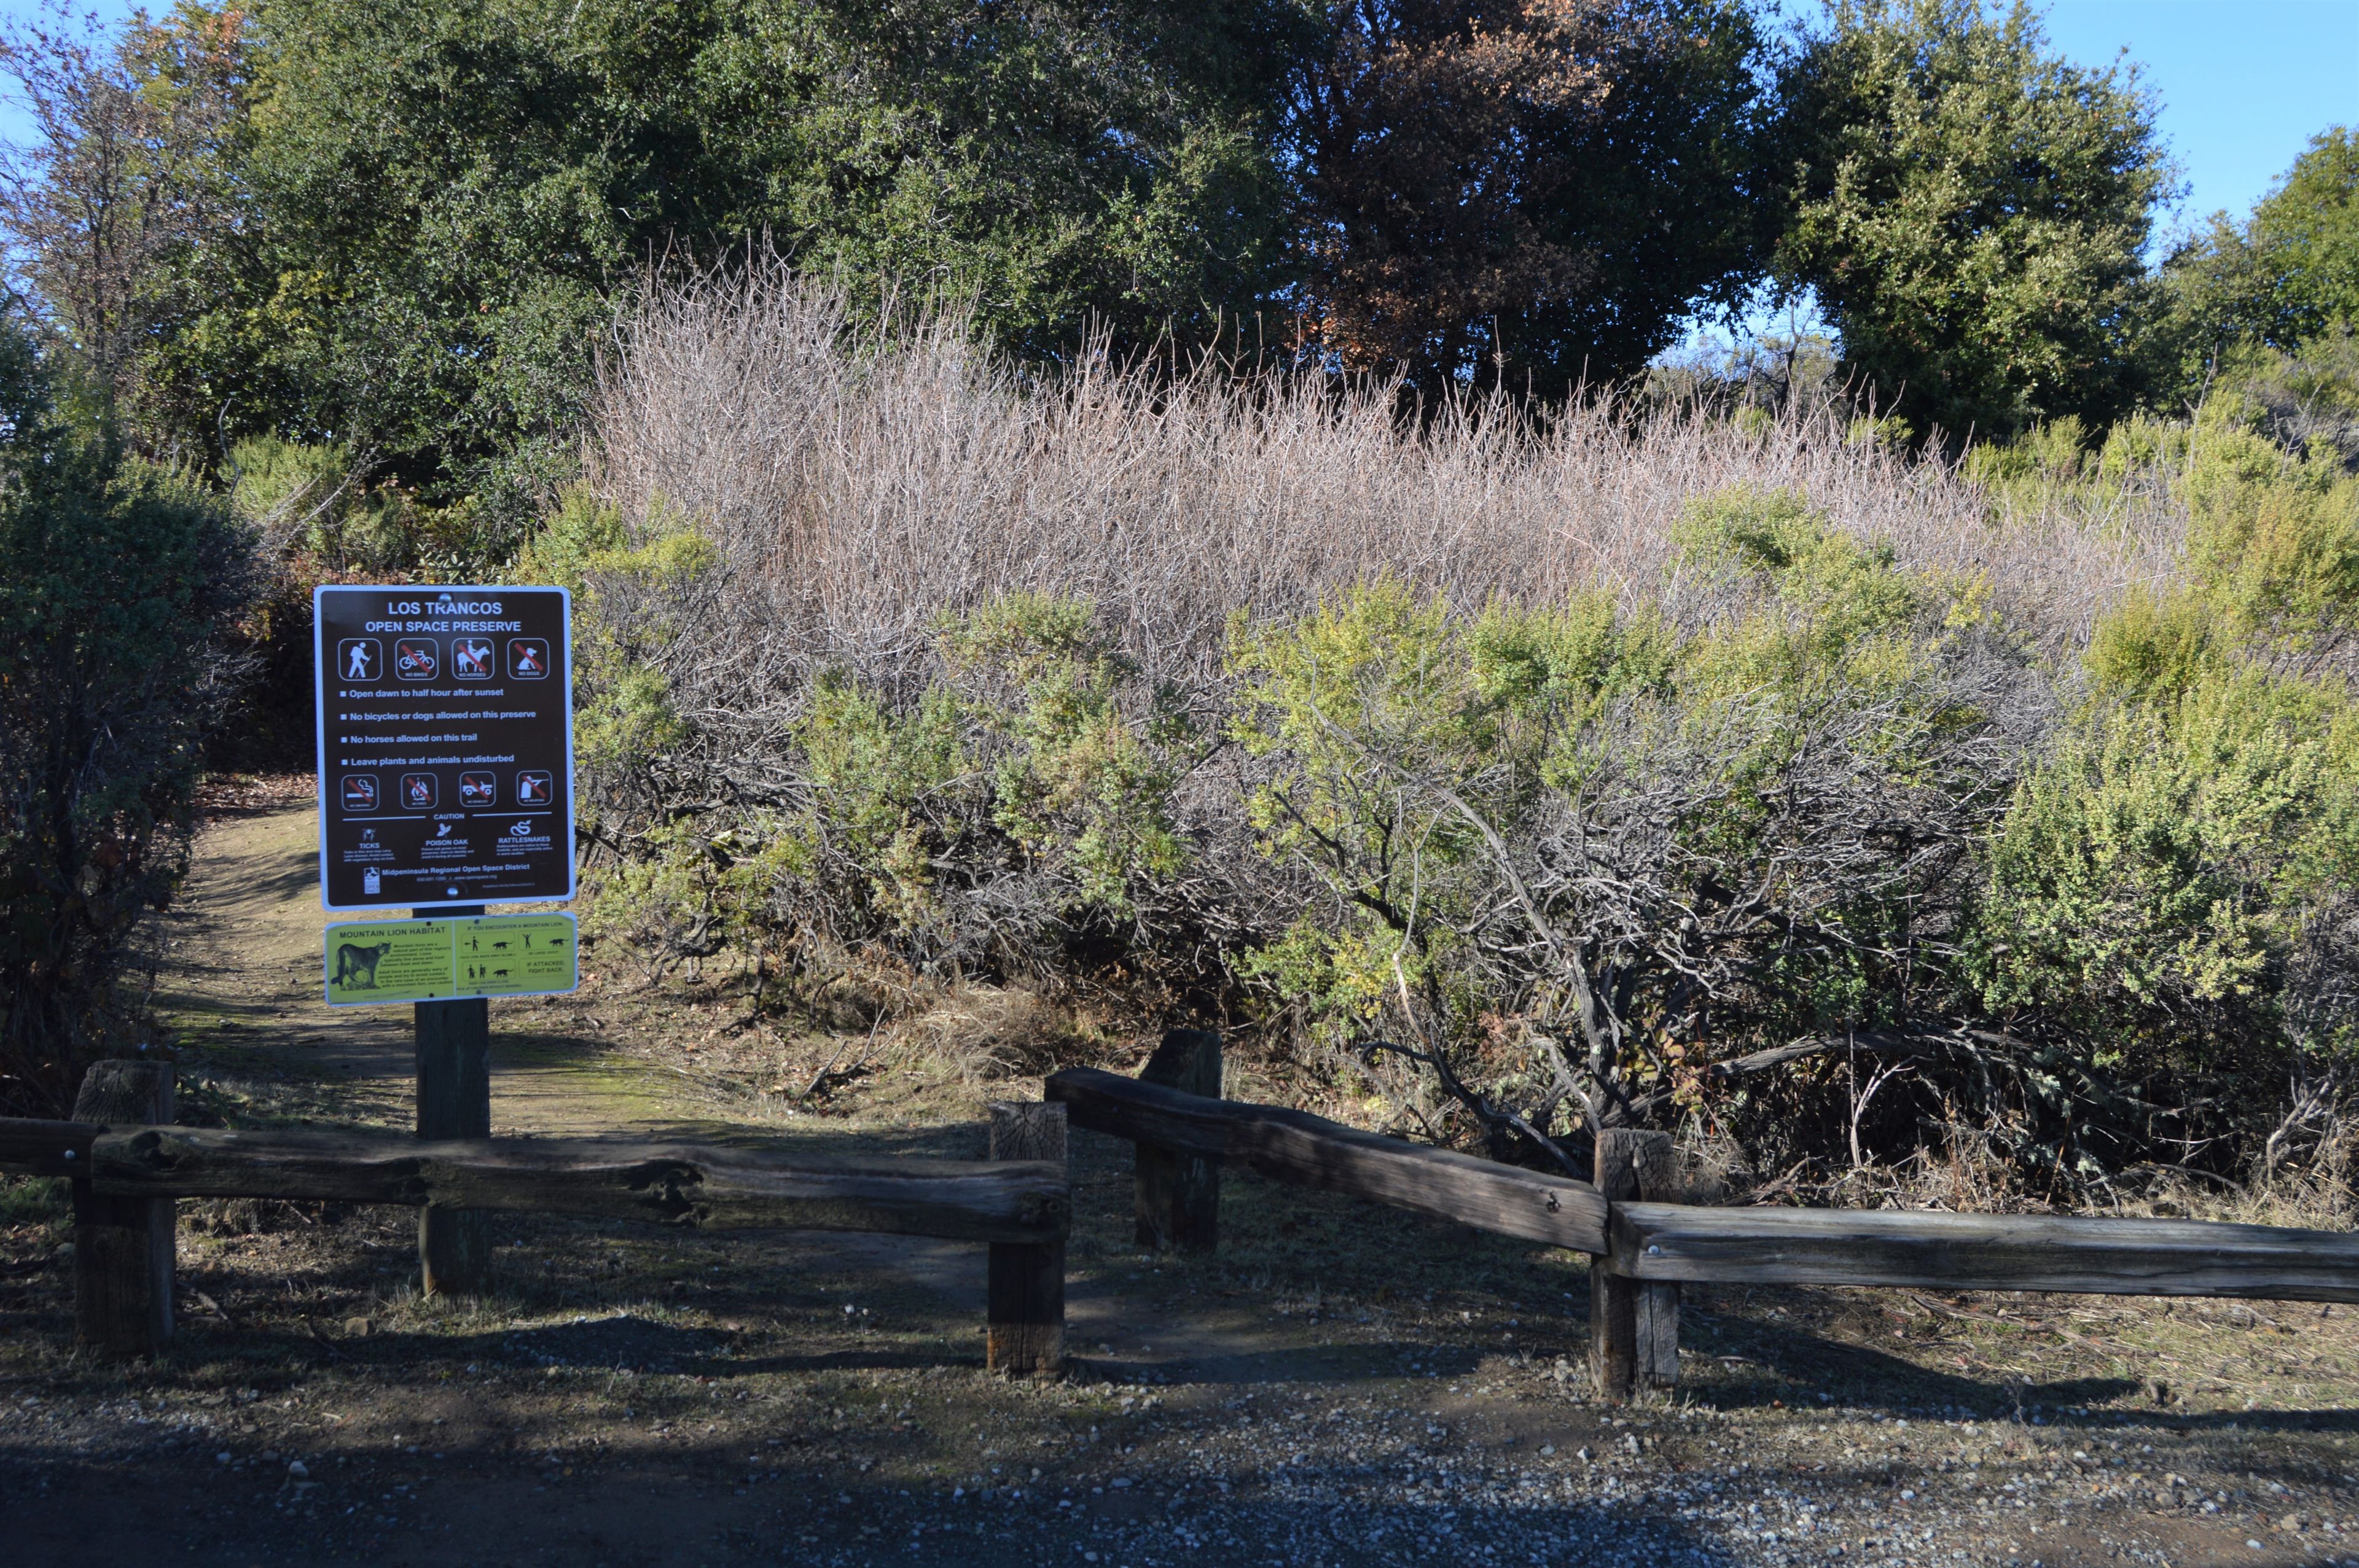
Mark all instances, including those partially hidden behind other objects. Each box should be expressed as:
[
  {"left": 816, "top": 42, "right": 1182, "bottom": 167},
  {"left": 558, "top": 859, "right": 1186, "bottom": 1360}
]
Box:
[
  {"left": 1711, "top": 1108, "right": 2359, "bottom": 1235},
  {"left": 589, "top": 262, "right": 2188, "bottom": 699}
]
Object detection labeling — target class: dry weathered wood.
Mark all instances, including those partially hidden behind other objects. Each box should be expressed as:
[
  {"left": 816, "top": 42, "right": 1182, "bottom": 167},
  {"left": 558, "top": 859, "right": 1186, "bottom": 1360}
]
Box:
[
  {"left": 1134, "top": 1029, "right": 1221, "bottom": 1253},
  {"left": 415, "top": 995, "right": 491, "bottom": 1297},
  {"left": 990, "top": 1102, "right": 1068, "bottom": 1164},
  {"left": 1590, "top": 1128, "right": 1678, "bottom": 1402},
  {"left": 1635, "top": 1273, "right": 1679, "bottom": 1387},
  {"left": 986, "top": 1102, "right": 1066, "bottom": 1374},
  {"left": 1045, "top": 1067, "right": 1608, "bottom": 1253},
  {"left": 0, "top": 1117, "right": 101, "bottom": 1176},
  {"left": 87, "top": 1125, "right": 1068, "bottom": 1242},
  {"left": 1607, "top": 1204, "right": 2359, "bottom": 1303},
  {"left": 71, "top": 1063, "right": 176, "bottom": 1359}
]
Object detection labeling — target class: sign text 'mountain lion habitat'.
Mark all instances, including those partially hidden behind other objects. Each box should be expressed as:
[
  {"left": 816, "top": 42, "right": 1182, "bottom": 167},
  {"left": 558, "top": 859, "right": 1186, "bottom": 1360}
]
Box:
[
  {"left": 313, "top": 586, "right": 575, "bottom": 911},
  {"left": 323, "top": 915, "right": 578, "bottom": 1006},
  {"left": 322, "top": 918, "right": 459, "bottom": 1005}
]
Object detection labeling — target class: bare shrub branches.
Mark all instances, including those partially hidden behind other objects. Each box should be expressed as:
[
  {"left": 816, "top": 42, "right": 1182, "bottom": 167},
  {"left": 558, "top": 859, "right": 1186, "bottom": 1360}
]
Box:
[
  {"left": 589, "top": 260, "right": 2183, "bottom": 693},
  {"left": 568, "top": 262, "right": 2235, "bottom": 1192}
]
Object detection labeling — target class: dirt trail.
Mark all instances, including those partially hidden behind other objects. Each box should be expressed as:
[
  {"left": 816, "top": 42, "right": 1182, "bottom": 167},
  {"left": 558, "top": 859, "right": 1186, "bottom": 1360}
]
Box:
[
  {"left": 144, "top": 801, "right": 1296, "bottom": 1378},
  {"left": 151, "top": 802, "right": 689, "bottom": 1139}
]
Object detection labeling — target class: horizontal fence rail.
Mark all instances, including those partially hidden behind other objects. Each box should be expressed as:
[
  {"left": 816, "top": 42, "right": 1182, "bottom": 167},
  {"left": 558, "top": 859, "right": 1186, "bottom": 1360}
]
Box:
[
  {"left": 1062, "top": 1039, "right": 2359, "bottom": 1402},
  {"left": 20, "top": 1045, "right": 2359, "bottom": 1398},
  {"left": 1608, "top": 1201, "right": 2359, "bottom": 1305},
  {"left": 2, "top": 1120, "right": 1068, "bottom": 1243},
  {"left": 0, "top": 1116, "right": 99, "bottom": 1176},
  {"left": 1, "top": 1094, "right": 1073, "bottom": 1372},
  {"left": 1046, "top": 1066, "right": 1610, "bottom": 1254}
]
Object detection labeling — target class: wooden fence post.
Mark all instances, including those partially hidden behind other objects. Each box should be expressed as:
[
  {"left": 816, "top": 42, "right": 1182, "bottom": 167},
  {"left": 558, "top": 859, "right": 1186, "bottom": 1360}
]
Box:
[
  {"left": 1134, "top": 1029, "right": 1221, "bottom": 1253},
  {"left": 1590, "top": 1128, "right": 1679, "bottom": 1401},
  {"left": 987, "top": 1101, "right": 1066, "bottom": 1374},
  {"left": 70, "top": 1061, "right": 176, "bottom": 1358}
]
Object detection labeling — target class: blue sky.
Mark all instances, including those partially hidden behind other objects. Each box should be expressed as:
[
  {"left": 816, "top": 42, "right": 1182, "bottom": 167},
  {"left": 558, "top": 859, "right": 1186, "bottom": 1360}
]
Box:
[
  {"left": 0, "top": 1, "right": 2351, "bottom": 232},
  {"left": 2034, "top": 0, "right": 2357, "bottom": 231}
]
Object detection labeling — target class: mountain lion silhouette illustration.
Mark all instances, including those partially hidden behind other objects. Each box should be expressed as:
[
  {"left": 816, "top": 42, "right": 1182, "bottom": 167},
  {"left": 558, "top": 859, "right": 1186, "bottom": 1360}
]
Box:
[{"left": 334, "top": 941, "right": 395, "bottom": 988}]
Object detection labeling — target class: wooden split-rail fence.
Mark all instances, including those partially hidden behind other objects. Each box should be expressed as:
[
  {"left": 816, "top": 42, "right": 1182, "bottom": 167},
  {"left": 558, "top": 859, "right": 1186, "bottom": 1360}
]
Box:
[
  {"left": 8, "top": 1039, "right": 2359, "bottom": 1402},
  {"left": 1049, "top": 1032, "right": 2359, "bottom": 1398},
  {"left": 0, "top": 1063, "right": 1070, "bottom": 1372}
]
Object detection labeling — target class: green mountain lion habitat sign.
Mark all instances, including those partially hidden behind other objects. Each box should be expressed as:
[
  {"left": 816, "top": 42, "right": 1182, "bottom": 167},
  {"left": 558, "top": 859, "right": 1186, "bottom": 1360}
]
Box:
[{"left": 324, "top": 914, "right": 578, "bottom": 1007}]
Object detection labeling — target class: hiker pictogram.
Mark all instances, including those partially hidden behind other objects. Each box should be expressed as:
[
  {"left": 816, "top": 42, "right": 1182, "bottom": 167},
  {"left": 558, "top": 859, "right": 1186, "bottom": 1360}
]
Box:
[{"left": 338, "top": 639, "right": 379, "bottom": 682}]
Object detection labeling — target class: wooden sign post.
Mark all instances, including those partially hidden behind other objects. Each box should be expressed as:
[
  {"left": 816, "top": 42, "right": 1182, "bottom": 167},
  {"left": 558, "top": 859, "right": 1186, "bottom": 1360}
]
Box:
[{"left": 416, "top": 907, "right": 491, "bottom": 1296}]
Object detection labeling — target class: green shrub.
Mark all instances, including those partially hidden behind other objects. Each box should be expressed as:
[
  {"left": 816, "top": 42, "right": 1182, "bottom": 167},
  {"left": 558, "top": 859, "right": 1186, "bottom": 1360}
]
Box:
[
  {"left": 1218, "top": 493, "right": 2018, "bottom": 1163},
  {"left": 2085, "top": 404, "right": 2359, "bottom": 698},
  {"left": 571, "top": 571, "right": 1195, "bottom": 993},
  {"left": 1981, "top": 391, "right": 2359, "bottom": 1134},
  {"left": 1981, "top": 673, "right": 2359, "bottom": 1047},
  {"left": 0, "top": 323, "right": 256, "bottom": 1113},
  {"left": 230, "top": 435, "right": 500, "bottom": 577}
]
